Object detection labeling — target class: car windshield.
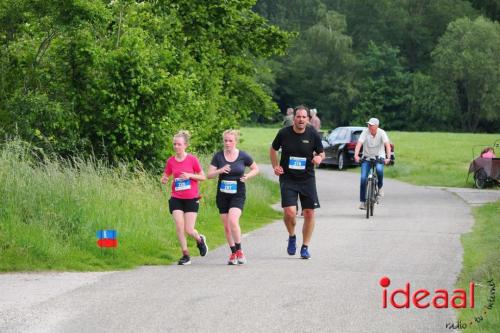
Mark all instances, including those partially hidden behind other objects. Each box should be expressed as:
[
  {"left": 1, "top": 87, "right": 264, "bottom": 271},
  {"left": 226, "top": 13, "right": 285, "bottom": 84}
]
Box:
[{"left": 351, "top": 130, "right": 362, "bottom": 141}]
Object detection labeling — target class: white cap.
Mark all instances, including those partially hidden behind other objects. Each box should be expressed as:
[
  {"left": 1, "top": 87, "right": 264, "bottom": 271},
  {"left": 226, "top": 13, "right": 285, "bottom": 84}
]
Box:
[{"left": 367, "top": 118, "right": 379, "bottom": 126}]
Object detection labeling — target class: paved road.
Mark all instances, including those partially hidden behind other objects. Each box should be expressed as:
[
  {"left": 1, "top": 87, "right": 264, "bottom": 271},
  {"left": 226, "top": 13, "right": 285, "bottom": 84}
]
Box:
[{"left": 2, "top": 166, "right": 496, "bottom": 333}]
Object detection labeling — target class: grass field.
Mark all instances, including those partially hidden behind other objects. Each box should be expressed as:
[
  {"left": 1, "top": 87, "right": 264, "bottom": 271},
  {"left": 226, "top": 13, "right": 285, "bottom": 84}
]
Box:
[
  {"left": 0, "top": 140, "right": 280, "bottom": 271},
  {"left": 456, "top": 202, "right": 500, "bottom": 332},
  {"left": 240, "top": 126, "right": 499, "bottom": 188}
]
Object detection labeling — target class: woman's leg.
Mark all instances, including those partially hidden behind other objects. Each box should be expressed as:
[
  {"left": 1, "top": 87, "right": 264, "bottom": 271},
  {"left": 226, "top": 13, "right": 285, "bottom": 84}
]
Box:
[
  {"left": 172, "top": 210, "right": 188, "bottom": 253},
  {"left": 183, "top": 212, "right": 201, "bottom": 242},
  {"left": 227, "top": 208, "right": 242, "bottom": 244},
  {"left": 220, "top": 213, "right": 234, "bottom": 246}
]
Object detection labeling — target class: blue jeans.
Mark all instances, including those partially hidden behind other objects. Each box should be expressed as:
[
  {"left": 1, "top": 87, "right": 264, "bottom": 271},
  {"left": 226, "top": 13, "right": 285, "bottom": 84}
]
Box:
[{"left": 360, "top": 160, "right": 384, "bottom": 202}]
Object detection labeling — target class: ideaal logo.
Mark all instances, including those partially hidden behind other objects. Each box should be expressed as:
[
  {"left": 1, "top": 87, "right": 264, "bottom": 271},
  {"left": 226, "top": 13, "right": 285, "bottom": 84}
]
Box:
[{"left": 379, "top": 276, "right": 496, "bottom": 330}]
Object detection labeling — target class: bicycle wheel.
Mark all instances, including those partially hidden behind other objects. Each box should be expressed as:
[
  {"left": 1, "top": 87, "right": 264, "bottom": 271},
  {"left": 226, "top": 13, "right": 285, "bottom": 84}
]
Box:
[
  {"left": 474, "top": 169, "right": 487, "bottom": 189},
  {"left": 365, "top": 180, "right": 372, "bottom": 219}
]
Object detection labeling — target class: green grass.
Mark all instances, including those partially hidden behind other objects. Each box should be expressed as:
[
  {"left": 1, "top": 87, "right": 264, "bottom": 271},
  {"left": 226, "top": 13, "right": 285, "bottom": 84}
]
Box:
[
  {"left": 0, "top": 140, "right": 280, "bottom": 271},
  {"left": 239, "top": 126, "right": 279, "bottom": 163},
  {"left": 455, "top": 201, "right": 500, "bottom": 332},
  {"left": 385, "top": 132, "right": 499, "bottom": 187},
  {"left": 240, "top": 126, "right": 499, "bottom": 188}
]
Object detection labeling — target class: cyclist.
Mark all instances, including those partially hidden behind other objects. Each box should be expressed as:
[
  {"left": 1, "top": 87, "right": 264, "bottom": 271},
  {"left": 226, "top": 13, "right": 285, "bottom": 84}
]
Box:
[{"left": 354, "top": 118, "right": 391, "bottom": 210}]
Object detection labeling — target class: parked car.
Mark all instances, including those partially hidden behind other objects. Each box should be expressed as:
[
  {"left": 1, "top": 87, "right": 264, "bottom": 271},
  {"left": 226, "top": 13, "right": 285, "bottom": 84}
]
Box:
[{"left": 320, "top": 126, "right": 395, "bottom": 170}]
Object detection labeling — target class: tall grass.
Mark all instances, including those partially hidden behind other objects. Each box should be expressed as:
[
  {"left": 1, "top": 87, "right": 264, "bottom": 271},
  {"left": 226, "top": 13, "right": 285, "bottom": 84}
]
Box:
[{"left": 0, "top": 140, "right": 280, "bottom": 271}]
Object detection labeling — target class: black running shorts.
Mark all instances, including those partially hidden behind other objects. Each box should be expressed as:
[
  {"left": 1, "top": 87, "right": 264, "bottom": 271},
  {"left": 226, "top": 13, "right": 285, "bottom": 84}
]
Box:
[
  {"left": 279, "top": 177, "right": 320, "bottom": 209},
  {"left": 169, "top": 197, "right": 200, "bottom": 214},
  {"left": 216, "top": 192, "right": 246, "bottom": 214}
]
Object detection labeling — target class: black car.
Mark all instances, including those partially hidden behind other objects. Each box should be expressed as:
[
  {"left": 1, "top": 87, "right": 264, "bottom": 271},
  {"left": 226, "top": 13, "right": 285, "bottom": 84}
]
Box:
[{"left": 320, "top": 126, "right": 395, "bottom": 170}]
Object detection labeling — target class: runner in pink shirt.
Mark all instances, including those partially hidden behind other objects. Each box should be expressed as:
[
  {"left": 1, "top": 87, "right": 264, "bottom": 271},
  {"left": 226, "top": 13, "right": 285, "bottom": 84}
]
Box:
[{"left": 161, "top": 131, "right": 208, "bottom": 265}]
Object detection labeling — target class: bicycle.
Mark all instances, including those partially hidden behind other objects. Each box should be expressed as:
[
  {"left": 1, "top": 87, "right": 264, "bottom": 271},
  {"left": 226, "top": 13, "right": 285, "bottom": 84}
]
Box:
[{"left": 363, "top": 157, "right": 382, "bottom": 219}]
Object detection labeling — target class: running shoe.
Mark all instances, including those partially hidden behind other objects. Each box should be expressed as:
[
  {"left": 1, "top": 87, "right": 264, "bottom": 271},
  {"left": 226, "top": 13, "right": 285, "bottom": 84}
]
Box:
[
  {"left": 236, "top": 249, "right": 247, "bottom": 264},
  {"left": 300, "top": 246, "right": 311, "bottom": 259},
  {"left": 228, "top": 252, "right": 238, "bottom": 265},
  {"left": 287, "top": 235, "right": 297, "bottom": 255},
  {"left": 197, "top": 234, "right": 208, "bottom": 257},
  {"left": 359, "top": 202, "right": 366, "bottom": 210},
  {"left": 178, "top": 255, "right": 191, "bottom": 265},
  {"left": 378, "top": 188, "right": 384, "bottom": 197}
]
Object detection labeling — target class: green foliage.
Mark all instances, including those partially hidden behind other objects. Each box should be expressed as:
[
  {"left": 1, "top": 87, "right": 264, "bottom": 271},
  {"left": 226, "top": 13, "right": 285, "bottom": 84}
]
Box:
[
  {"left": 406, "top": 72, "right": 456, "bottom": 131},
  {"left": 255, "top": 0, "right": 500, "bottom": 133},
  {"left": 432, "top": 16, "right": 500, "bottom": 132},
  {"left": 0, "top": 0, "right": 291, "bottom": 168},
  {"left": 469, "top": 0, "right": 500, "bottom": 21},
  {"left": 273, "top": 9, "right": 357, "bottom": 126},
  {"left": 352, "top": 42, "right": 412, "bottom": 130}
]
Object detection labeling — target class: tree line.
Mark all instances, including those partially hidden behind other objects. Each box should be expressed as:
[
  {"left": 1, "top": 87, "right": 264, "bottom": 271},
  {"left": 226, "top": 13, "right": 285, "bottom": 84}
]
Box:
[
  {"left": 0, "top": 0, "right": 290, "bottom": 168},
  {"left": 254, "top": 0, "right": 500, "bottom": 133}
]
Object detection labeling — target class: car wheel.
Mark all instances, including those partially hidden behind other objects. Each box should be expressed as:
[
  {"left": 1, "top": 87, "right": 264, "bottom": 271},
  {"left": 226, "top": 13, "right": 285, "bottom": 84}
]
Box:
[{"left": 338, "top": 152, "right": 346, "bottom": 170}]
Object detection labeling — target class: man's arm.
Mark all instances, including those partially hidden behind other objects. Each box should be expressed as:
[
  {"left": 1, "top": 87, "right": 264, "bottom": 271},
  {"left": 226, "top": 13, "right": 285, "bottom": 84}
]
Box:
[
  {"left": 269, "top": 146, "right": 283, "bottom": 176},
  {"left": 354, "top": 141, "right": 363, "bottom": 163},
  {"left": 384, "top": 142, "right": 391, "bottom": 165}
]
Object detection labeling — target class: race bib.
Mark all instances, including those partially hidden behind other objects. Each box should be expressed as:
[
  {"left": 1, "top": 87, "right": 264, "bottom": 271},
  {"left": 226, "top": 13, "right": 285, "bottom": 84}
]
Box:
[
  {"left": 289, "top": 156, "right": 306, "bottom": 170},
  {"left": 220, "top": 180, "right": 237, "bottom": 194},
  {"left": 174, "top": 178, "right": 191, "bottom": 191}
]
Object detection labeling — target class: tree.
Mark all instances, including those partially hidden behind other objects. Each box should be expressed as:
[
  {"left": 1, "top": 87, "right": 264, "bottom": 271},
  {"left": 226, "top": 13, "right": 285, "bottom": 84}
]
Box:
[
  {"left": 352, "top": 42, "right": 412, "bottom": 130},
  {"left": 432, "top": 16, "right": 500, "bottom": 132},
  {"left": 469, "top": 0, "right": 500, "bottom": 21},
  {"left": 273, "top": 8, "right": 357, "bottom": 126},
  {"left": 0, "top": 0, "right": 290, "bottom": 167}
]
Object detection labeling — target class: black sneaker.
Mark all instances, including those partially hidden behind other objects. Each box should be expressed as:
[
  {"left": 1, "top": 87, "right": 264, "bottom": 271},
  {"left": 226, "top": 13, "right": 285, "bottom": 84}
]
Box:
[
  {"left": 178, "top": 255, "right": 191, "bottom": 265},
  {"left": 197, "top": 235, "right": 208, "bottom": 257}
]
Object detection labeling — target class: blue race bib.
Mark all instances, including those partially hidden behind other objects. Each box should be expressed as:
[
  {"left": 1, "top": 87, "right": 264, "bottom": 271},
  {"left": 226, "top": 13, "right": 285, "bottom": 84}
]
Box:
[
  {"left": 174, "top": 178, "right": 191, "bottom": 191},
  {"left": 220, "top": 180, "right": 237, "bottom": 194},
  {"left": 289, "top": 156, "right": 306, "bottom": 170}
]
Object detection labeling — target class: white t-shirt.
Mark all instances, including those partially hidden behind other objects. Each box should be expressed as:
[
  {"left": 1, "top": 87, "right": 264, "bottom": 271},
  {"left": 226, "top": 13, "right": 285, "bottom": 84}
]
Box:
[{"left": 358, "top": 128, "right": 389, "bottom": 159}]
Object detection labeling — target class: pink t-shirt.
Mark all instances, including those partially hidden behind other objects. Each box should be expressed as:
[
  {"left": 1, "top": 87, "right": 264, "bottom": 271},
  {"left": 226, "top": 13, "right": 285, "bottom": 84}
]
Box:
[{"left": 164, "top": 154, "right": 202, "bottom": 199}]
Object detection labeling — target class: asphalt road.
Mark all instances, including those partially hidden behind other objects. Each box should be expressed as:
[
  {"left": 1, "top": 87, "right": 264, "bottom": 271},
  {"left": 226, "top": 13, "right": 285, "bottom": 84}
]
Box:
[{"left": 1, "top": 165, "right": 497, "bottom": 333}]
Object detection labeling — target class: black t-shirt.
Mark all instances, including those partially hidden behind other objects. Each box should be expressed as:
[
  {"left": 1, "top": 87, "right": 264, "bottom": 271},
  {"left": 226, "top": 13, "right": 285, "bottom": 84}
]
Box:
[
  {"left": 210, "top": 150, "right": 254, "bottom": 194},
  {"left": 271, "top": 126, "right": 324, "bottom": 180}
]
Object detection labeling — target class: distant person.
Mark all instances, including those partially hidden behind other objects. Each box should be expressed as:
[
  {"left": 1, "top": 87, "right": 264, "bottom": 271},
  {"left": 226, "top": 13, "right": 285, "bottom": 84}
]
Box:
[
  {"left": 310, "top": 108, "right": 321, "bottom": 132},
  {"left": 480, "top": 147, "right": 496, "bottom": 159},
  {"left": 354, "top": 118, "right": 392, "bottom": 210},
  {"left": 208, "top": 130, "right": 259, "bottom": 265},
  {"left": 270, "top": 105, "right": 325, "bottom": 259},
  {"left": 161, "top": 130, "right": 208, "bottom": 265},
  {"left": 282, "top": 107, "right": 294, "bottom": 127}
]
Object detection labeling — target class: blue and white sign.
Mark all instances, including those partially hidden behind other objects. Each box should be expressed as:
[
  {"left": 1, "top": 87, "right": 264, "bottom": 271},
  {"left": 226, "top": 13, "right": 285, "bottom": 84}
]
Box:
[
  {"left": 220, "top": 180, "right": 237, "bottom": 194},
  {"left": 289, "top": 156, "right": 306, "bottom": 170},
  {"left": 174, "top": 178, "right": 191, "bottom": 191}
]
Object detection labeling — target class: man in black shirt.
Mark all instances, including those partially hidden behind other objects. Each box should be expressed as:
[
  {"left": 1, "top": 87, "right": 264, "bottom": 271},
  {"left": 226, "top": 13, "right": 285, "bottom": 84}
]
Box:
[{"left": 269, "top": 105, "right": 325, "bottom": 259}]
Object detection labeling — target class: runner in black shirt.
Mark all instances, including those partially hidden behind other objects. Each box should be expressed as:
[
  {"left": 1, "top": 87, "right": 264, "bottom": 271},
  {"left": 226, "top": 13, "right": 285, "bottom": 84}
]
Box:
[
  {"left": 269, "top": 106, "right": 324, "bottom": 259},
  {"left": 208, "top": 129, "right": 259, "bottom": 265}
]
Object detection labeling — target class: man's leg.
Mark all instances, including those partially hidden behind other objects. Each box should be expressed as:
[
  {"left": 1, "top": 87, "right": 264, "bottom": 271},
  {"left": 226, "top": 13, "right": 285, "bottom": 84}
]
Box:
[
  {"left": 283, "top": 206, "right": 297, "bottom": 236},
  {"left": 359, "top": 161, "right": 370, "bottom": 202},
  {"left": 302, "top": 209, "right": 315, "bottom": 246},
  {"left": 376, "top": 162, "right": 384, "bottom": 189}
]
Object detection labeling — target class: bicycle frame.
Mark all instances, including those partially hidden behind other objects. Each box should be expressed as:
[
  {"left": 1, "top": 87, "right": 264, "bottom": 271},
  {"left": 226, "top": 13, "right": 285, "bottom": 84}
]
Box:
[{"left": 364, "top": 158, "right": 381, "bottom": 219}]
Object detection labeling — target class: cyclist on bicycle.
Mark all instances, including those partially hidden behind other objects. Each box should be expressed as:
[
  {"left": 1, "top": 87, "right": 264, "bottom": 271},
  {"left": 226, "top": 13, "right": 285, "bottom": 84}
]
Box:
[{"left": 354, "top": 118, "right": 392, "bottom": 210}]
